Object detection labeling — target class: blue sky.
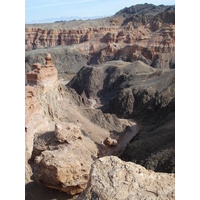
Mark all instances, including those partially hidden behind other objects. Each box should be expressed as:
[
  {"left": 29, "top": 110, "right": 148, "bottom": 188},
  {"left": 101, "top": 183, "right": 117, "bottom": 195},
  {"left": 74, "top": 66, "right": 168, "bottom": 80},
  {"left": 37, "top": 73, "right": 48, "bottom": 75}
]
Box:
[{"left": 25, "top": 0, "right": 175, "bottom": 23}]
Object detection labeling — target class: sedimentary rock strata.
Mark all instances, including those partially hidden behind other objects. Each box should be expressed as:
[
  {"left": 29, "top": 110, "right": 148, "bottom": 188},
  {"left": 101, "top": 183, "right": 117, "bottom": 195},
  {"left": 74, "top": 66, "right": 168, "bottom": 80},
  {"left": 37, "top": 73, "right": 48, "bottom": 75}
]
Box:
[
  {"left": 25, "top": 4, "right": 175, "bottom": 72},
  {"left": 25, "top": 86, "right": 49, "bottom": 183},
  {"left": 27, "top": 54, "right": 58, "bottom": 90}
]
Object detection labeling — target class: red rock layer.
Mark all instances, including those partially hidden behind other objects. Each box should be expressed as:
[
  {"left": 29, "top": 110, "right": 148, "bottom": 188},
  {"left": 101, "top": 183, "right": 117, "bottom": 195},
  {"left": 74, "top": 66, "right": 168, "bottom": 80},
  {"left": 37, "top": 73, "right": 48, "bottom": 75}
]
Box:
[
  {"left": 27, "top": 54, "right": 58, "bottom": 88},
  {"left": 25, "top": 27, "right": 115, "bottom": 50},
  {"left": 25, "top": 86, "right": 48, "bottom": 183}
]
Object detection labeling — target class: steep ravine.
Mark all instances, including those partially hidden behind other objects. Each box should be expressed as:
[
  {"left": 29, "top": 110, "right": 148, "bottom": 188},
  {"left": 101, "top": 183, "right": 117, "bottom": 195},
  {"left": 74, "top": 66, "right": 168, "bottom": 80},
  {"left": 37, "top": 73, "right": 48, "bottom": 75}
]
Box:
[{"left": 68, "top": 60, "right": 175, "bottom": 173}]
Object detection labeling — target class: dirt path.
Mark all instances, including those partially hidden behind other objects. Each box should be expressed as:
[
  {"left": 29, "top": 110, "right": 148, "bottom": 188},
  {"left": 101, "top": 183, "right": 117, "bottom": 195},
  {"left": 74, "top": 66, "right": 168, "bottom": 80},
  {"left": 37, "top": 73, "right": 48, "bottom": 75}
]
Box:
[
  {"left": 117, "top": 119, "right": 139, "bottom": 156},
  {"left": 58, "top": 78, "right": 70, "bottom": 85}
]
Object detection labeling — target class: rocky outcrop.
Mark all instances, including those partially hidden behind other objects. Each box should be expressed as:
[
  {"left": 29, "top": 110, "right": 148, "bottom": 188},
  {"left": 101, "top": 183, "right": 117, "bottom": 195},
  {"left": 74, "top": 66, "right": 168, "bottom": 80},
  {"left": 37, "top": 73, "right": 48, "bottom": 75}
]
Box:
[
  {"left": 32, "top": 123, "right": 93, "bottom": 195},
  {"left": 27, "top": 54, "right": 58, "bottom": 90},
  {"left": 26, "top": 54, "right": 63, "bottom": 183},
  {"left": 68, "top": 60, "right": 175, "bottom": 121},
  {"left": 77, "top": 156, "right": 175, "bottom": 200},
  {"left": 25, "top": 86, "right": 49, "bottom": 183},
  {"left": 25, "top": 27, "right": 115, "bottom": 51}
]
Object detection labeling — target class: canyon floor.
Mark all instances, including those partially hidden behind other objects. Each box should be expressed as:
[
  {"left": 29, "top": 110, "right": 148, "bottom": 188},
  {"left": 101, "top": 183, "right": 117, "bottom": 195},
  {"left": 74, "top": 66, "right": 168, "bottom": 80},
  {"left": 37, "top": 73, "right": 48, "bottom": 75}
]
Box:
[{"left": 25, "top": 3, "right": 175, "bottom": 200}]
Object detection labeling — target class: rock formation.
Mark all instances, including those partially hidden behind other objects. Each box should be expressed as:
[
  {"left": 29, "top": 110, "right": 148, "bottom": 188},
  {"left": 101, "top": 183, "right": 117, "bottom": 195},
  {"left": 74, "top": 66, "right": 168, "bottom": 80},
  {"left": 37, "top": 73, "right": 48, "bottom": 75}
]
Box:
[
  {"left": 77, "top": 156, "right": 175, "bottom": 200},
  {"left": 32, "top": 123, "right": 93, "bottom": 195},
  {"left": 25, "top": 3, "right": 175, "bottom": 198},
  {"left": 25, "top": 54, "right": 141, "bottom": 195},
  {"left": 27, "top": 54, "right": 58, "bottom": 91},
  {"left": 25, "top": 86, "right": 49, "bottom": 183},
  {"left": 68, "top": 60, "right": 175, "bottom": 121},
  {"left": 25, "top": 4, "right": 175, "bottom": 73},
  {"left": 104, "top": 137, "right": 118, "bottom": 147}
]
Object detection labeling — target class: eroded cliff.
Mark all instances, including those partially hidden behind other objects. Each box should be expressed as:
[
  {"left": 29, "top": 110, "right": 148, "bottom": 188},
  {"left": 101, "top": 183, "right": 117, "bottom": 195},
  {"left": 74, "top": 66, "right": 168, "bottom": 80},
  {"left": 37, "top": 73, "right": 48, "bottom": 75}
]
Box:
[{"left": 25, "top": 4, "right": 175, "bottom": 73}]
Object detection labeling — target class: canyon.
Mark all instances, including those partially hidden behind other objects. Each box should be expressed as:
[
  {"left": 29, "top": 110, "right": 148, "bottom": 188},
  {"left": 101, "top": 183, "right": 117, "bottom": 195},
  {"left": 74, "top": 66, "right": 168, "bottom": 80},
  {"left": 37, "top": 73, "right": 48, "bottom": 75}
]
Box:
[
  {"left": 25, "top": 4, "right": 175, "bottom": 74},
  {"left": 25, "top": 3, "right": 175, "bottom": 200}
]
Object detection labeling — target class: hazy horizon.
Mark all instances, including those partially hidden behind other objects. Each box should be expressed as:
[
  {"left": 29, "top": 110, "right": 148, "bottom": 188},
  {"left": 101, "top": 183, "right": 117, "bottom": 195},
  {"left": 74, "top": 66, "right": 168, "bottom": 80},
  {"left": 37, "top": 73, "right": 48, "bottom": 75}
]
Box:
[{"left": 25, "top": 0, "right": 175, "bottom": 24}]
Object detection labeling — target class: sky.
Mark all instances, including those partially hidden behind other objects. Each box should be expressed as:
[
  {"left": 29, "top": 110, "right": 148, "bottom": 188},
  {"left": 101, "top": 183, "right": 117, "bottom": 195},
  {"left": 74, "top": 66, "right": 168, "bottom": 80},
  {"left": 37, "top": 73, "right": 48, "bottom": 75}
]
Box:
[{"left": 25, "top": 0, "right": 175, "bottom": 24}]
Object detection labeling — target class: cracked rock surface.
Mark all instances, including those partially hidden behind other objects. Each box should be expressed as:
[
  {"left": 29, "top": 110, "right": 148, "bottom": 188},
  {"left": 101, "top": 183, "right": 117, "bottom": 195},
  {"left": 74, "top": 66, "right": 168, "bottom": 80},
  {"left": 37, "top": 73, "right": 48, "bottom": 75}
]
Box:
[{"left": 77, "top": 156, "right": 175, "bottom": 200}]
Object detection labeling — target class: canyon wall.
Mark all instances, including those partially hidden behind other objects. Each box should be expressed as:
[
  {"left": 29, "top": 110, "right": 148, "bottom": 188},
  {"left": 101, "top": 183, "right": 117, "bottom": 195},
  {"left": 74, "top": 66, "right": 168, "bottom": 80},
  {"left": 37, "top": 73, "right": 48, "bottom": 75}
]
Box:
[{"left": 25, "top": 6, "right": 175, "bottom": 71}]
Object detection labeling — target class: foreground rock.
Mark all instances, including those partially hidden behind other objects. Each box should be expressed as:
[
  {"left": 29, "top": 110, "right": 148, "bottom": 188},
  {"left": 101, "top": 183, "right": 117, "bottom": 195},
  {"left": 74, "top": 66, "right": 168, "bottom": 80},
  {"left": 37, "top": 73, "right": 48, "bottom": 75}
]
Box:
[
  {"left": 77, "top": 156, "right": 175, "bottom": 200},
  {"left": 32, "top": 123, "right": 93, "bottom": 195}
]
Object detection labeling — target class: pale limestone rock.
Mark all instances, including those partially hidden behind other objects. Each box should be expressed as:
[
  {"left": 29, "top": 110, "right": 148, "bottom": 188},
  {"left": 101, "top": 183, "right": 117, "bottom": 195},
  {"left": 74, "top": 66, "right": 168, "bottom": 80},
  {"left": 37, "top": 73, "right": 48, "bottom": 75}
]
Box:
[
  {"left": 77, "top": 156, "right": 175, "bottom": 200},
  {"left": 55, "top": 123, "right": 83, "bottom": 143}
]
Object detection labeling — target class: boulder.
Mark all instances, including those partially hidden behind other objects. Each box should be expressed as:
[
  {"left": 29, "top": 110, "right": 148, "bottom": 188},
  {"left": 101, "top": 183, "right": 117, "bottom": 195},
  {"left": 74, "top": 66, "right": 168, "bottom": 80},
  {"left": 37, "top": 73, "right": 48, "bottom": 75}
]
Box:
[
  {"left": 104, "top": 137, "right": 118, "bottom": 146},
  {"left": 32, "top": 123, "right": 93, "bottom": 195},
  {"left": 77, "top": 156, "right": 175, "bottom": 199}
]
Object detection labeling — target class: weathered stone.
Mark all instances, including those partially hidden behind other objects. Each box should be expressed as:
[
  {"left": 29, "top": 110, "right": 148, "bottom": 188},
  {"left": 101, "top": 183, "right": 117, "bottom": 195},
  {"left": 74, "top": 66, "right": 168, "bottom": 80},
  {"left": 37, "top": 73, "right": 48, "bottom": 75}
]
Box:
[
  {"left": 77, "top": 156, "right": 175, "bottom": 200},
  {"left": 27, "top": 54, "right": 58, "bottom": 90},
  {"left": 54, "top": 123, "right": 83, "bottom": 143},
  {"left": 33, "top": 123, "right": 93, "bottom": 195},
  {"left": 25, "top": 86, "right": 48, "bottom": 183},
  {"left": 104, "top": 137, "right": 118, "bottom": 146}
]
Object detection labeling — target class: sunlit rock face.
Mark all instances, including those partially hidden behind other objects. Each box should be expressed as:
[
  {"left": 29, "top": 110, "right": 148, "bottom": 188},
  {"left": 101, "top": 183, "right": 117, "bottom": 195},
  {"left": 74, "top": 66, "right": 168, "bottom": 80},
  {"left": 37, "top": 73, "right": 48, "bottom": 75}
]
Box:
[
  {"left": 77, "top": 156, "right": 175, "bottom": 200},
  {"left": 27, "top": 54, "right": 58, "bottom": 91}
]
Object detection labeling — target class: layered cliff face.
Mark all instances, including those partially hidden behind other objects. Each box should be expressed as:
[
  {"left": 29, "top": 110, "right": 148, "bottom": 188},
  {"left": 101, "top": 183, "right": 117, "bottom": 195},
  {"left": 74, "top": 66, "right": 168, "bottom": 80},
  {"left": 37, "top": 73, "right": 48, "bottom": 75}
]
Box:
[
  {"left": 25, "top": 54, "right": 61, "bottom": 183},
  {"left": 25, "top": 86, "right": 49, "bottom": 183},
  {"left": 25, "top": 27, "right": 113, "bottom": 51},
  {"left": 27, "top": 53, "right": 58, "bottom": 89},
  {"left": 25, "top": 4, "right": 175, "bottom": 72}
]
